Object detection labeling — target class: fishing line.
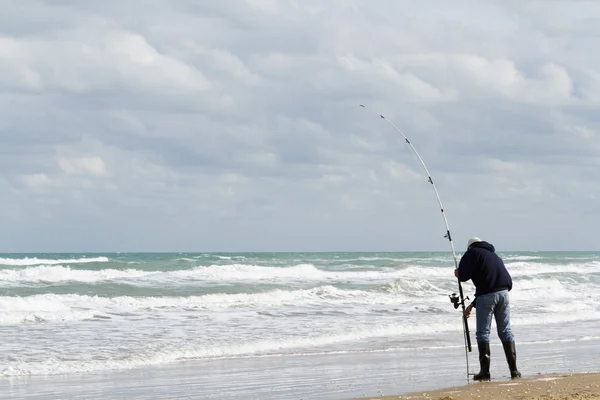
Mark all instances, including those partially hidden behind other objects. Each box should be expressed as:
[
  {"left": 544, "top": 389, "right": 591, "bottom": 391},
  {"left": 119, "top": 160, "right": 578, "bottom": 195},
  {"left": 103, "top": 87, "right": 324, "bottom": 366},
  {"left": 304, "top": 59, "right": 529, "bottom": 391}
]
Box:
[{"left": 359, "top": 104, "right": 472, "bottom": 380}]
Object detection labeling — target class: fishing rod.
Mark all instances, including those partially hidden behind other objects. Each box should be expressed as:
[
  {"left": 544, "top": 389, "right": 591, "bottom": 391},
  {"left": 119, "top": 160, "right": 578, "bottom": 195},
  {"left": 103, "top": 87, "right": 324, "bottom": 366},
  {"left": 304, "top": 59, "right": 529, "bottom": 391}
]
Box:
[{"left": 359, "top": 104, "right": 472, "bottom": 379}]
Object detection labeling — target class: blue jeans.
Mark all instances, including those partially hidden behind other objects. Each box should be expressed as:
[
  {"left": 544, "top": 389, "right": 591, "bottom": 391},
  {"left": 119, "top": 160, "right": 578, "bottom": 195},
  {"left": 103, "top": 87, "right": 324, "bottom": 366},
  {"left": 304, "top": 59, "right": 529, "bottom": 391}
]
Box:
[{"left": 475, "top": 290, "right": 514, "bottom": 343}]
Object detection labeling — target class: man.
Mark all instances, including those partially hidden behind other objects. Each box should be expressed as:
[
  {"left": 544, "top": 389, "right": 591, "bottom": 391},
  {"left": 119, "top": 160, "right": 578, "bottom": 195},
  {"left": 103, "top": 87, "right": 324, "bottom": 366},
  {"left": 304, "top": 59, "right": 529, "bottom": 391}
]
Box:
[{"left": 454, "top": 237, "right": 521, "bottom": 381}]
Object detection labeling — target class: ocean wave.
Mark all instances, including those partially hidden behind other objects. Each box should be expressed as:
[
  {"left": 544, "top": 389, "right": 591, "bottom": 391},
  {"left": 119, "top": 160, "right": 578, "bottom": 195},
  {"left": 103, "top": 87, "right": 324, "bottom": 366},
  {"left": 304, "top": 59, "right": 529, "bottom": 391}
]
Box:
[
  {"left": 0, "top": 263, "right": 449, "bottom": 285},
  {"left": 507, "top": 261, "right": 600, "bottom": 277},
  {"left": 0, "top": 265, "right": 154, "bottom": 284},
  {"left": 0, "top": 256, "right": 109, "bottom": 266},
  {"left": 3, "top": 260, "right": 599, "bottom": 290},
  {"left": 503, "top": 255, "right": 543, "bottom": 261},
  {"left": 0, "top": 320, "right": 459, "bottom": 376},
  {"left": 8, "top": 318, "right": 599, "bottom": 377},
  {"left": 0, "top": 286, "right": 414, "bottom": 325}
]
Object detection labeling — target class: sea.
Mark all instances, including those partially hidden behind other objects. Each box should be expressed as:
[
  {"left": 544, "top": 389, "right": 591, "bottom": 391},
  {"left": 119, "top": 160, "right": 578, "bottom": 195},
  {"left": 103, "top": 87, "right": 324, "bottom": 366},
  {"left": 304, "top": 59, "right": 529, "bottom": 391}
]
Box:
[{"left": 2, "top": 251, "right": 600, "bottom": 399}]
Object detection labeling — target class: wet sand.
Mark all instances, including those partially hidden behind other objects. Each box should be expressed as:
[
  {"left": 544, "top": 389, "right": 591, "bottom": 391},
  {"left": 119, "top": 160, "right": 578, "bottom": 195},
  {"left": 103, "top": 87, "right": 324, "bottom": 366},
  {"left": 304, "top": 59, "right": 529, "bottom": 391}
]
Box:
[{"left": 367, "top": 372, "right": 600, "bottom": 400}]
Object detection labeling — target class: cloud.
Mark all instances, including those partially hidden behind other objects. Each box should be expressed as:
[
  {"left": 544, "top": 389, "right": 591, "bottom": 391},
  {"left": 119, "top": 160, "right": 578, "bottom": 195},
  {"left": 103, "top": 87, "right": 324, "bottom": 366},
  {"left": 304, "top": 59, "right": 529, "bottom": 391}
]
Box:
[
  {"left": 0, "top": 31, "right": 211, "bottom": 94},
  {"left": 0, "top": 0, "right": 599, "bottom": 252},
  {"left": 58, "top": 156, "right": 106, "bottom": 176}
]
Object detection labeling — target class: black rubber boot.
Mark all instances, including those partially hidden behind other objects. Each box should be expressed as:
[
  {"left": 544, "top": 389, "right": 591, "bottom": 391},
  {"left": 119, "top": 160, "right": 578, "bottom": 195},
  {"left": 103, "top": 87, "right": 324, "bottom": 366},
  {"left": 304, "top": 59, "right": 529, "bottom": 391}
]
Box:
[
  {"left": 502, "top": 341, "right": 522, "bottom": 379},
  {"left": 473, "top": 341, "right": 491, "bottom": 381}
]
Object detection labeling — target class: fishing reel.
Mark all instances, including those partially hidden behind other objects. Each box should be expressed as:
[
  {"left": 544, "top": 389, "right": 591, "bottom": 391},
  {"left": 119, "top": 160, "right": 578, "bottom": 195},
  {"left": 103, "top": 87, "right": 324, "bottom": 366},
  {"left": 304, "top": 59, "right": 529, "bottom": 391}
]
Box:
[{"left": 448, "top": 293, "right": 469, "bottom": 309}]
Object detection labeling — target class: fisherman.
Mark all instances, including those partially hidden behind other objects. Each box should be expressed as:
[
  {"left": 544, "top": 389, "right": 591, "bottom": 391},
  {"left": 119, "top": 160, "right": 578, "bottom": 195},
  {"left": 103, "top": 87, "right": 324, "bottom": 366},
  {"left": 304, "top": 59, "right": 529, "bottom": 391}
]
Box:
[{"left": 454, "top": 237, "right": 521, "bottom": 381}]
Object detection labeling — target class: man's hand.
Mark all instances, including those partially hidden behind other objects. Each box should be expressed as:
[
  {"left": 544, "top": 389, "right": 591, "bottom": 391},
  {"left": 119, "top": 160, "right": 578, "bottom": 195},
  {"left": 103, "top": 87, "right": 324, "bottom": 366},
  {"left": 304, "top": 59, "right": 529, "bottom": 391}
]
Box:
[
  {"left": 464, "top": 303, "right": 474, "bottom": 318},
  {"left": 454, "top": 268, "right": 459, "bottom": 278}
]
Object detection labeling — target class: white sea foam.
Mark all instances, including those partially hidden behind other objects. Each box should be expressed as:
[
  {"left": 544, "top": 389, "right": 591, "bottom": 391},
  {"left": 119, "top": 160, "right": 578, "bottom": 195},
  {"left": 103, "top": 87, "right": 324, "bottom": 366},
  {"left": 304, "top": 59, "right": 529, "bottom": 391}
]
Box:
[
  {"left": 3, "top": 262, "right": 599, "bottom": 302},
  {"left": 503, "top": 255, "right": 543, "bottom": 261},
  {"left": 3, "top": 276, "right": 597, "bottom": 327},
  {"left": 0, "top": 265, "right": 156, "bottom": 284},
  {"left": 507, "top": 261, "right": 600, "bottom": 276},
  {"left": 0, "top": 257, "right": 109, "bottom": 266},
  {"left": 513, "top": 310, "right": 600, "bottom": 326},
  {"left": 0, "top": 263, "right": 450, "bottom": 285},
  {"left": 5, "top": 326, "right": 599, "bottom": 377},
  {"left": 0, "top": 321, "right": 460, "bottom": 376},
  {"left": 0, "top": 286, "right": 415, "bottom": 325}
]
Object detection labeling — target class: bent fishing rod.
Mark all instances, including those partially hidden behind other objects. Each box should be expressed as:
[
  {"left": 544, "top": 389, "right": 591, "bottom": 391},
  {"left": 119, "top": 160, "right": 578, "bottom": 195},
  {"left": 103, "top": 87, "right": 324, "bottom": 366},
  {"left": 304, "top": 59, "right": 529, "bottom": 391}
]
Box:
[{"left": 359, "top": 104, "right": 472, "bottom": 378}]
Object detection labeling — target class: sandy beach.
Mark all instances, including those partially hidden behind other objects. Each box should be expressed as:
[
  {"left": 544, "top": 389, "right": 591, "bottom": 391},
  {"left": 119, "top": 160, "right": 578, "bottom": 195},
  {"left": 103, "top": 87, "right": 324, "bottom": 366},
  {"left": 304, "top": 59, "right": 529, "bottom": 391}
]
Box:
[{"left": 368, "top": 372, "right": 600, "bottom": 400}]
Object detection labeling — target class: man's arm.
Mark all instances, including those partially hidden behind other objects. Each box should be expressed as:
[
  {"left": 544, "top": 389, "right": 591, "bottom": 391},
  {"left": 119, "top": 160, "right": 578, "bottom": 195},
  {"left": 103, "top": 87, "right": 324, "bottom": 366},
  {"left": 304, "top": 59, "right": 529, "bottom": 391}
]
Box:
[{"left": 456, "top": 251, "right": 476, "bottom": 282}]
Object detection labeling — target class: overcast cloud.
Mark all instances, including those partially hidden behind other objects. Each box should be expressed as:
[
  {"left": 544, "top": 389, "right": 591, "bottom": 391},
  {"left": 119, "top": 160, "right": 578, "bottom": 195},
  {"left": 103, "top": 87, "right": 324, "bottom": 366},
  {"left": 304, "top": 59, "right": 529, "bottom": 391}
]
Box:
[{"left": 1, "top": 0, "right": 599, "bottom": 252}]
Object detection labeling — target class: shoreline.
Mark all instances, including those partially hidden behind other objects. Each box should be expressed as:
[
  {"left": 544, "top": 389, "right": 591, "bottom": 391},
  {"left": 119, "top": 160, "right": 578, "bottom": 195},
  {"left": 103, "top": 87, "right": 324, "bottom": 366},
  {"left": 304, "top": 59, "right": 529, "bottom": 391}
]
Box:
[
  {"left": 364, "top": 372, "right": 600, "bottom": 400},
  {"left": 5, "top": 336, "right": 600, "bottom": 399}
]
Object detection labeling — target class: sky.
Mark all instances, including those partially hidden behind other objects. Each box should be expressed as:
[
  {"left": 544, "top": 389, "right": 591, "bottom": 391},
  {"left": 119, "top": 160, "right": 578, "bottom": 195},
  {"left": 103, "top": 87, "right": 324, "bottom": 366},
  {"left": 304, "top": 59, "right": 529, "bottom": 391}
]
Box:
[{"left": 1, "top": 0, "right": 599, "bottom": 253}]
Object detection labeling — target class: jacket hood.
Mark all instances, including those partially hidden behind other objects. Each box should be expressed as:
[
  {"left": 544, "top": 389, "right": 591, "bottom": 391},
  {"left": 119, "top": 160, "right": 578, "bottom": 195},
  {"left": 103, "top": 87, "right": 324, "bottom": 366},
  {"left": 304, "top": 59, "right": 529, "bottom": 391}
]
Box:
[{"left": 471, "top": 241, "right": 495, "bottom": 253}]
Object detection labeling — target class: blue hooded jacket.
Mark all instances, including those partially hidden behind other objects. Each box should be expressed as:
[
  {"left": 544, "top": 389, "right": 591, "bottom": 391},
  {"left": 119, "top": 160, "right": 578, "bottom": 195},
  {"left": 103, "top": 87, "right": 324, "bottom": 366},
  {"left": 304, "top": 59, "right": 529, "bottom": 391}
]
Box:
[{"left": 457, "top": 241, "right": 512, "bottom": 302}]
